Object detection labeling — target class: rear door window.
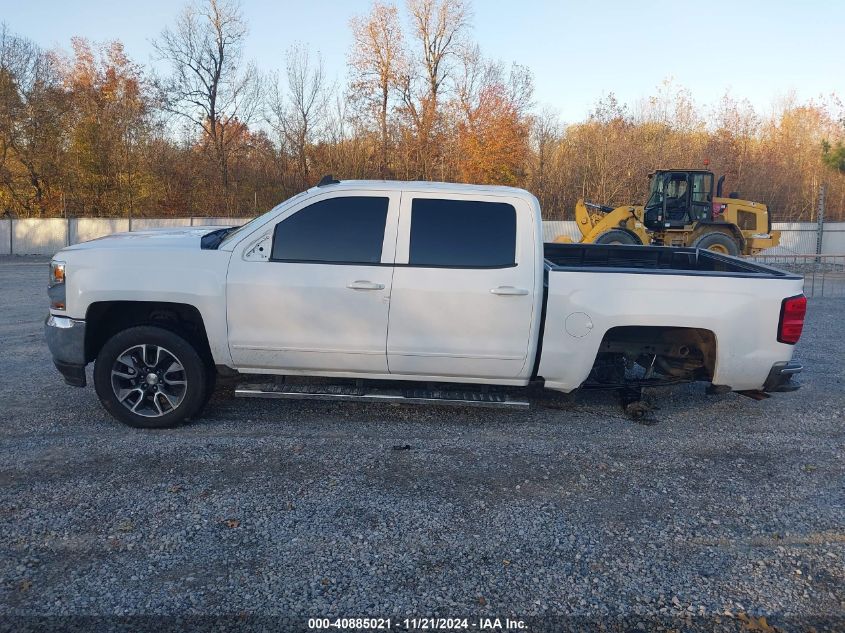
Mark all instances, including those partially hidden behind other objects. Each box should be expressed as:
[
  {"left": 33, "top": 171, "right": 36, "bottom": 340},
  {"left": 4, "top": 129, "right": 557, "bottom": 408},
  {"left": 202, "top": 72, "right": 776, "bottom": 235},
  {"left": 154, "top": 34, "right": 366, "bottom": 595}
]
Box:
[
  {"left": 409, "top": 198, "right": 516, "bottom": 267},
  {"left": 271, "top": 196, "right": 389, "bottom": 264}
]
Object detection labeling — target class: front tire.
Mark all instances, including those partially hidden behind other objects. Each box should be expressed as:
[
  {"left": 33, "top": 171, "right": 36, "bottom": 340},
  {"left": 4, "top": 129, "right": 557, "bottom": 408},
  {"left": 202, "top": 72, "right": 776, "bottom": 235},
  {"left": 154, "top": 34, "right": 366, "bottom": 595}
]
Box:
[
  {"left": 594, "top": 229, "right": 641, "bottom": 245},
  {"left": 94, "top": 326, "right": 208, "bottom": 428},
  {"left": 692, "top": 231, "right": 740, "bottom": 256}
]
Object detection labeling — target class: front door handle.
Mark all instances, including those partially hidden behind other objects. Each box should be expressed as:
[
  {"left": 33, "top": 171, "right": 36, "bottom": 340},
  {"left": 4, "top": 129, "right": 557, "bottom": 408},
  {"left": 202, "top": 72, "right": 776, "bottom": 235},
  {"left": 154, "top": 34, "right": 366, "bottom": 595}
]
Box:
[
  {"left": 490, "top": 286, "right": 529, "bottom": 296},
  {"left": 347, "top": 280, "right": 385, "bottom": 290}
]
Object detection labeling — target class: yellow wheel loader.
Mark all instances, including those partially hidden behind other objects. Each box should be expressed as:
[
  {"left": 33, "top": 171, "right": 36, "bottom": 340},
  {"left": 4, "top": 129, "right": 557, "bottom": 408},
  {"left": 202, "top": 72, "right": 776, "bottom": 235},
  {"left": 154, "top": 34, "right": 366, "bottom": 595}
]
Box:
[{"left": 554, "top": 169, "right": 780, "bottom": 256}]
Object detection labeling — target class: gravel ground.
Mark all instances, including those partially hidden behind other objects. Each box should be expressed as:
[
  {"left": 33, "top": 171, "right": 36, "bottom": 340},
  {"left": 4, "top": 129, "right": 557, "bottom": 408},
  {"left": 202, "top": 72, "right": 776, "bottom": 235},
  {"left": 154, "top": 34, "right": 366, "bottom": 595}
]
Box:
[{"left": 1, "top": 256, "right": 843, "bottom": 632}]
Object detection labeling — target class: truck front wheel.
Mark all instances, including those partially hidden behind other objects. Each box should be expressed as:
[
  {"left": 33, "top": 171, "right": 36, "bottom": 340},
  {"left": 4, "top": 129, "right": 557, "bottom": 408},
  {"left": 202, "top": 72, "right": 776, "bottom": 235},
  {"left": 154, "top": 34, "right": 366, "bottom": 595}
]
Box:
[{"left": 93, "top": 326, "right": 209, "bottom": 428}]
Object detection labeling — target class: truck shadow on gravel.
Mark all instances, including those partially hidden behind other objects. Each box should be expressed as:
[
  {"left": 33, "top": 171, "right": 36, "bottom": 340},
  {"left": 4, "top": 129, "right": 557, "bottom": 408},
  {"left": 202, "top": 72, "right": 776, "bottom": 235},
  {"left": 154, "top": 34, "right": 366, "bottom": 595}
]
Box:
[
  {"left": 196, "top": 381, "right": 764, "bottom": 433},
  {"left": 200, "top": 386, "right": 625, "bottom": 431}
]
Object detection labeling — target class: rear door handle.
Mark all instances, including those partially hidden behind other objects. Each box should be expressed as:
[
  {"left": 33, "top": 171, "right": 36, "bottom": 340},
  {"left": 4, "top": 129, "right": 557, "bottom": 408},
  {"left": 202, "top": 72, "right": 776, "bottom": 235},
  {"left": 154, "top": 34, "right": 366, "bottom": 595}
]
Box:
[
  {"left": 347, "top": 280, "right": 385, "bottom": 290},
  {"left": 490, "top": 286, "right": 529, "bottom": 296}
]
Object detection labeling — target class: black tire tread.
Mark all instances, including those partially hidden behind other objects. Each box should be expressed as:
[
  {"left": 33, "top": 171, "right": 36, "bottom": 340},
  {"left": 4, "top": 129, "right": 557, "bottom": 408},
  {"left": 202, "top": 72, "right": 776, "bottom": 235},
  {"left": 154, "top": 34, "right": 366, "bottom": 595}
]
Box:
[
  {"left": 692, "top": 230, "right": 740, "bottom": 256},
  {"left": 594, "top": 229, "right": 641, "bottom": 245},
  {"left": 93, "top": 325, "right": 208, "bottom": 429}
]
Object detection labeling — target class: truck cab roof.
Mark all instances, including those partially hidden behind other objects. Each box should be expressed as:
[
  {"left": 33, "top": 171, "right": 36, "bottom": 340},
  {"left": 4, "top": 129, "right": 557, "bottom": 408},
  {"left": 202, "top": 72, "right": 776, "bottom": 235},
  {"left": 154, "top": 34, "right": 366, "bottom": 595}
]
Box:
[{"left": 309, "top": 179, "right": 535, "bottom": 199}]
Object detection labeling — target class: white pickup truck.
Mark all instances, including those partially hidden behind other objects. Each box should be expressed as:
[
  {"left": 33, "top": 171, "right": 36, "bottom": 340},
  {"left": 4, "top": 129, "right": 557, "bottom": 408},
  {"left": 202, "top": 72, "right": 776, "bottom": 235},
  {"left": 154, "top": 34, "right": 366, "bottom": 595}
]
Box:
[{"left": 45, "top": 180, "right": 806, "bottom": 428}]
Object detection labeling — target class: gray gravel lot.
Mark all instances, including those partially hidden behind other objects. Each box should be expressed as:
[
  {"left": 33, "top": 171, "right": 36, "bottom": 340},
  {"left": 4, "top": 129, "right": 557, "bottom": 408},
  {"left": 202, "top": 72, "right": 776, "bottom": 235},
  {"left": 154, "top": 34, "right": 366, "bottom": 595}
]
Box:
[{"left": 1, "top": 256, "right": 843, "bottom": 632}]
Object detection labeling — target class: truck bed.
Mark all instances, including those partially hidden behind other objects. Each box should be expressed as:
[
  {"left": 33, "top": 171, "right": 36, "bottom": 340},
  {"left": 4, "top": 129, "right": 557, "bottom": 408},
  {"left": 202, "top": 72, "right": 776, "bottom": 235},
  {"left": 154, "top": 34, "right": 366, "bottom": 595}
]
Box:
[
  {"left": 543, "top": 243, "right": 799, "bottom": 279},
  {"left": 537, "top": 242, "right": 805, "bottom": 393}
]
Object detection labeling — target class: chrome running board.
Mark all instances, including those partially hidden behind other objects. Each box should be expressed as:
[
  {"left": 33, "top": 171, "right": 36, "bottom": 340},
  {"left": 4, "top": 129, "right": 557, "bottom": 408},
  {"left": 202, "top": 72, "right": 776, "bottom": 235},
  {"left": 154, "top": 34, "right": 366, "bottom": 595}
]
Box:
[{"left": 234, "top": 382, "right": 529, "bottom": 409}]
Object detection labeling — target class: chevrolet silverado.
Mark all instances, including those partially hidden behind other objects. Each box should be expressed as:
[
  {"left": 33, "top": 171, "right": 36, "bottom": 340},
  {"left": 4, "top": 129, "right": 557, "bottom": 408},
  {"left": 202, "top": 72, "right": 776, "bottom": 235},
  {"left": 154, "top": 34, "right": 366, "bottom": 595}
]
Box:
[{"left": 45, "top": 180, "right": 806, "bottom": 427}]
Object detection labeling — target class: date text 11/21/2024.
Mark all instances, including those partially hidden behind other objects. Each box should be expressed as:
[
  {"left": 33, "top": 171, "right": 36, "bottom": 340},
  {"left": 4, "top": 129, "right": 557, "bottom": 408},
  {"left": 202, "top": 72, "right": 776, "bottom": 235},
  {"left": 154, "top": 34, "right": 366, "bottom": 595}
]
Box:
[{"left": 307, "top": 617, "right": 528, "bottom": 630}]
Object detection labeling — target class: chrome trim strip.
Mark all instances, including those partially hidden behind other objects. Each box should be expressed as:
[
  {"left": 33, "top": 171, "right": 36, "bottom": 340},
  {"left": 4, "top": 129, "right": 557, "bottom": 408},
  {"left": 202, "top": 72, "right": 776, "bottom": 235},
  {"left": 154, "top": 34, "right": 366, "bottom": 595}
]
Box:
[{"left": 234, "top": 388, "right": 529, "bottom": 409}]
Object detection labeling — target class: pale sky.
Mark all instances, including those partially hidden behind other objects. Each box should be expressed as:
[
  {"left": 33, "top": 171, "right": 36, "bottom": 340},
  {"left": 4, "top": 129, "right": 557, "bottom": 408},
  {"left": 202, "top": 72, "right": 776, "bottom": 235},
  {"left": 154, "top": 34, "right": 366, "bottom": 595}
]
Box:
[{"left": 1, "top": 0, "right": 842, "bottom": 122}]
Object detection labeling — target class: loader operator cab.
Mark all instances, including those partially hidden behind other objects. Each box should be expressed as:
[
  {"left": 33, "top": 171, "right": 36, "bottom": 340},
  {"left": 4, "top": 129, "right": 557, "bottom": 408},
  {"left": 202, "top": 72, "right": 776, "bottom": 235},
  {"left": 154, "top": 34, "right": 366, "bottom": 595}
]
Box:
[{"left": 643, "top": 170, "right": 714, "bottom": 232}]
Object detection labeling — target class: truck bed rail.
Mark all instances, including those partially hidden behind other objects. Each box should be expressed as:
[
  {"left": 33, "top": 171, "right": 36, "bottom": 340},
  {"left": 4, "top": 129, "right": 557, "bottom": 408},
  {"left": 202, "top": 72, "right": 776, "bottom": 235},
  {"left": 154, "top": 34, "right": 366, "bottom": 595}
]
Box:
[{"left": 544, "top": 243, "right": 797, "bottom": 279}]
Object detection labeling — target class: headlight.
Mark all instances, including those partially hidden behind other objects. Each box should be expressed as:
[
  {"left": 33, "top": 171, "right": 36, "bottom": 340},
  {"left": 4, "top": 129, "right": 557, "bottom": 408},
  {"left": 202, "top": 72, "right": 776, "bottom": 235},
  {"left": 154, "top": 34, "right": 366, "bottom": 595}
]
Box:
[
  {"left": 49, "top": 260, "right": 65, "bottom": 286},
  {"left": 48, "top": 260, "right": 66, "bottom": 310}
]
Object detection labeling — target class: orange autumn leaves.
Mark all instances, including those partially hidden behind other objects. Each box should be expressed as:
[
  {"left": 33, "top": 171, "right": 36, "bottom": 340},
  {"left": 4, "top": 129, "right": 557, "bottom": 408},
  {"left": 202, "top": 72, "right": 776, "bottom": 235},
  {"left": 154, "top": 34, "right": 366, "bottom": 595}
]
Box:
[
  {"left": 0, "top": 2, "right": 843, "bottom": 221},
  {"left": 456, "top": 83, "right": 530, "bottom": 186}
]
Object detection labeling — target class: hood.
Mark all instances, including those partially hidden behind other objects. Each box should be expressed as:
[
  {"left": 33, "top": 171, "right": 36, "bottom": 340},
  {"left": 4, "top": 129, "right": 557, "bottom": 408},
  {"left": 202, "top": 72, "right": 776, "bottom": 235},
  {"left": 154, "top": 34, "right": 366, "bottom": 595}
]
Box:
[{"left": 62, "top": 226, "right": 222, "bottom": 252}]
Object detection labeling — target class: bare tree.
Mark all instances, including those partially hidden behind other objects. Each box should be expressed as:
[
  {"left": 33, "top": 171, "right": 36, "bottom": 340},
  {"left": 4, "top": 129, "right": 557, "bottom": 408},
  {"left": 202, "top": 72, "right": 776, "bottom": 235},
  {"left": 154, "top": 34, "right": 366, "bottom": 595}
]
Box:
[
  {"left": 455, "top": 46, "right": 531, "bottom": 116},
  {"left": 526, "top": 108, "right": 562, "bottom": 214},
  {"left": 712, "top": 91, "right": 759, "bottom": 188},
  {"left": 349, "top": 2, "right": 405, "bottom": 177},
  {"left": 153, "top": 0, "right": 260, "bottom": 199},
  {"left": 268, "top": 43, "right": 330, "bottom": 186},
  {"left": 400, "top": 0, "right": 469, "bottom": 177}
]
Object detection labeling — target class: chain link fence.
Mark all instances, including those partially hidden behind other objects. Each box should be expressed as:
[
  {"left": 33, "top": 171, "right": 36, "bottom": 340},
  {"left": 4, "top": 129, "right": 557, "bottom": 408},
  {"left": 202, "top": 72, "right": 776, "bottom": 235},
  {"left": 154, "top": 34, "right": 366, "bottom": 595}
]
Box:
[{"left": 749, "top": 254, "right": 845, "bottom": 298}]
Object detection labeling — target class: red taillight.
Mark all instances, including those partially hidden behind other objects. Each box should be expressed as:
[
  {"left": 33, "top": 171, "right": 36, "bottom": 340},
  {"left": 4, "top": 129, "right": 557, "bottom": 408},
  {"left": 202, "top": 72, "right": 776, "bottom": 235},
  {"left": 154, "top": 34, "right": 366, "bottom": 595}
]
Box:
[{"left": 778, "top": 294, "right": 806, "bottom": 344}]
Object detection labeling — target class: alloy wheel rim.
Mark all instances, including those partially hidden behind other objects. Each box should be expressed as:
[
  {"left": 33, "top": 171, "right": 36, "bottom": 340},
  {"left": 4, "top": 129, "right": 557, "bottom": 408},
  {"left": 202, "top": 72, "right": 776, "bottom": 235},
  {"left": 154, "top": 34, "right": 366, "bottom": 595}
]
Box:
[{"left": 110, "top": 344, "right": 187, "bottom": 417}]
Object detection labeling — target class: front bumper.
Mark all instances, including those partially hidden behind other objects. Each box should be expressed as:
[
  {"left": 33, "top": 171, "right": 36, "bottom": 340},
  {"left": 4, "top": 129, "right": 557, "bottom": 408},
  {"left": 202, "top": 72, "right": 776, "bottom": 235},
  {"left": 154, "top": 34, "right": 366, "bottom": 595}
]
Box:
[
  {"left": 44, "top": 315, "right": 87, "bottom": 387},
  {"left": 762, "top": 360, "right": 803, "bottom": 393}
]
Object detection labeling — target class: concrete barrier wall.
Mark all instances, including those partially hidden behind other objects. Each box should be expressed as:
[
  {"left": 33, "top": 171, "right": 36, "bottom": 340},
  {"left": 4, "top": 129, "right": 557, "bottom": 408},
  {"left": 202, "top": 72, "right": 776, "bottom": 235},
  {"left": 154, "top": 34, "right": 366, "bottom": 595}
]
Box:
[
  {"left": 767, "top": 222, "right": 845, "bottom": 255},
  {"left": 822, "top": 222, "right": 845, "bottom": 253},
  {"left": 71, "top": 218, "right": 130, "bottom": 245},
  {"left": 13, "top": 218, "right": 68, "bottom": 256},
  {"left": 542, "top": 221, "right": 579, "bottom": 242},
  {"left": 1, "top": 216, "right": 842, "bottom": 257},
  {"left": 3, "top": 217, "right": 254, "bottom": 255},
  {"left": 130, "top": 218, "right": 193, "bottom": 231},
  {"left": 770, "top": 222, "right": 818, "bottom": 254},
  {"left": 190, "top": 217, "right": 251, "bottom": 227},
  {"left": 0, "top": 219, "right": 10, "bottom": 256}
]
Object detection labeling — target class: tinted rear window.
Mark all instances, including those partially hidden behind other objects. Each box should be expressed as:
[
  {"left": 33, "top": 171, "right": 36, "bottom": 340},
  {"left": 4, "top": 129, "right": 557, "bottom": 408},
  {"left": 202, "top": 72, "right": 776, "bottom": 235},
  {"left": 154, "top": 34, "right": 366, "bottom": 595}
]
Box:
[
  {"left": 271, "top": 196, "right": 388, "bottom": 264},
  {"left": 409, "top": 198, "right": 516, "bottom": 267}
]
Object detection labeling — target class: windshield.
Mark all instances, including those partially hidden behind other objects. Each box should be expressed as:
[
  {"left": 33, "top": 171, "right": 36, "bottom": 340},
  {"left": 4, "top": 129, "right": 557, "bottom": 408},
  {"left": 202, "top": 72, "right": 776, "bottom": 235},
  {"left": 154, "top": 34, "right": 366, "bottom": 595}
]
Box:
[
  {"left": 216, "top": 214, "right": 261, "bottom": 245},
  {"left": 645, "top": 172, "right": 691, "bottom": 209},
  {"left": 219, "top": 189, "right": 312, "bottom": 246},
  {"left": 644, "top": 174, "right": 665, "bottom": 209}
]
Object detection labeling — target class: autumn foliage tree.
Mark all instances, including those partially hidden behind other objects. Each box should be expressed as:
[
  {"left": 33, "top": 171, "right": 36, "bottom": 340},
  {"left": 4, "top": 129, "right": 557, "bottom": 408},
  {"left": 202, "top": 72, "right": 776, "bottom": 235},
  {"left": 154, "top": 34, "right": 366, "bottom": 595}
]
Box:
[
  {"left": 397, "top": 0, "right": 470, "bottom": 179},
  {"left": 58, "top": 38, "right": 150, "bottom": 217},
  {"left": 0, "top": 25, "right": 65, "bottom": 216},
  {"left": 453, "top": 49, "right": 532, "bottom": 184},
  {"left": 0, "top": 1, "right": 844, "bottom": 221},
  {"left": 349, "top": 1, "right": 405, "bottom": 176}
]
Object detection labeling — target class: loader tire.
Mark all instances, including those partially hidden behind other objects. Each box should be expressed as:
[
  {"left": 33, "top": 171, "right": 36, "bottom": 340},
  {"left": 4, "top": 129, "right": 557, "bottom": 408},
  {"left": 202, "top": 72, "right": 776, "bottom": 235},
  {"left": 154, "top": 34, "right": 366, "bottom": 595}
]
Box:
[
  {"left": 692, "top": 231, "right": 740, "bottom": 256},
  {"left": 594, "top": 229, "right": 641, "bottom": 246}
]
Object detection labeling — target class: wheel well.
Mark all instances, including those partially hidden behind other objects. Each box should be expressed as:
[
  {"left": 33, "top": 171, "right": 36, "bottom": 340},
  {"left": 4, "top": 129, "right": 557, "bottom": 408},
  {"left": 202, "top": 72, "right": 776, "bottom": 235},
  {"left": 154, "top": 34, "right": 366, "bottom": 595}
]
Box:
[
  {"left": 597, "top": 326, "right": 717, "bottom": 381},
  {"left": 85, "top": 301, "right": 212, "bottom": 365}
]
